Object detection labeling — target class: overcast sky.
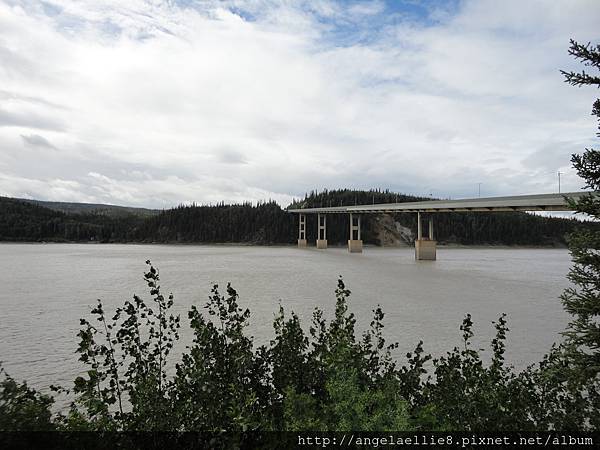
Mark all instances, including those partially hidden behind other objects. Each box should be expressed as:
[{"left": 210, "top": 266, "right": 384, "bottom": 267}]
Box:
[{"left": 1, "top": 0, "right": 599, "bottom": 208}]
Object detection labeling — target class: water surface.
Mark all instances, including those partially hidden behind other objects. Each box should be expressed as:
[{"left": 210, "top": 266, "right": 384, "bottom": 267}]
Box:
[{"left": 0, "top": 243, "right": 572, "bottom": 393}]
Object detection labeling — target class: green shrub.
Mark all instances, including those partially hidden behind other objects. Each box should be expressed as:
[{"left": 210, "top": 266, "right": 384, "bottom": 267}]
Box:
[
  {"left": 1, "top": 261, "right": 599, "bottom": 431},
  {"left": 0, "top": 365, "right": 55, "bottom": 431}
]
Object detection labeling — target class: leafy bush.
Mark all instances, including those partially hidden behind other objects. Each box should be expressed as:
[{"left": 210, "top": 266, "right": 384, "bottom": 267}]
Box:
[
  {"left": 0, "top": 365, "right": 55, "bottom": 431},
  {"left": 1, "top": 261, "right": 598, "bottom": 432},
  {"left": 64, "top": 262, "right": 410, "bottom": 431}
]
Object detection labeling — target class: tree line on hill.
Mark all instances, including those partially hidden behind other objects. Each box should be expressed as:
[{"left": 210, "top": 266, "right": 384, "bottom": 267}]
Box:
[
  {"left": 0, "top": 190, "right": 588, "bottom": 245},
  {"left": 0, "top": 197, "right": 143, "bottom": 243}
]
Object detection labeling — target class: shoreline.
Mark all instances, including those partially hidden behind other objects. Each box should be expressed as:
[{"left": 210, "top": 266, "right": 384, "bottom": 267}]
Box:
[{"left": 0, "top": 240, "right": 569, "bottom": 249}]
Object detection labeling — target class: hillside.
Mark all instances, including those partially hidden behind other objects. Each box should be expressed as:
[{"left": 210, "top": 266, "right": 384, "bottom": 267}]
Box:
[
  {"left": 0, "top": 197, "right": 144, "bottom": 242},
  {"left": 16, "top": 198, "right": 159, "bottom": 218},
  {"left": 0, "top": 190, "right": 588, "bottom": 245}
]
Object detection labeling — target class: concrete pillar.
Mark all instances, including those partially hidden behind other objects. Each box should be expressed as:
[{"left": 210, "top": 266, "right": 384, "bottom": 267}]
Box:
[
  {"left": 316, "top": 213, "right": 327, "bottom": 249},
  {"left": 415, "top": 213, "right": 436, "bottom": 260},
  {"left": 428, "top": 217, "right": 434, "bottom": 240},
  {"left": 348, "top": 213, "right": 363, "bottom": 253},
  {"left": 298, "top": 214, "right": 307, "bottom": 248}
]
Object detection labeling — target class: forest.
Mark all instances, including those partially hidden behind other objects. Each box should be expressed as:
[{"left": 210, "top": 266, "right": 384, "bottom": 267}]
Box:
[{"left": 0, "top": 189, "right": 587, "bottom": 246}]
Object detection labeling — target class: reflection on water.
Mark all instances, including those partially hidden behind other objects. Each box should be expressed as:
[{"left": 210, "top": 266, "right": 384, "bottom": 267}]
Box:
[{"left": 0, "top": 243, "right": 572, "bottom": 394}]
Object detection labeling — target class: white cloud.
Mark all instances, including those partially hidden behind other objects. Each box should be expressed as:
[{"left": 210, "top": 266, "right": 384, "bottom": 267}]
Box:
[
  {"left": 20, "top": 133, "right": 57, "bottom": 149},
  {"left": 0, "top": 0, "right": 599, "bottom": 208}
]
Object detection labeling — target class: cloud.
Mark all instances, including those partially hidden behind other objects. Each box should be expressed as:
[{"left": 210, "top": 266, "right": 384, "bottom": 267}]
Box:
[
  {"left": 20, "top": 133, "right": 57, "bottom": 150},
  {"left": 217, "top": 148, "right": 248, "bottom": 165},
  {"left": 0, "top": 89, "right": 69, "bottom": 110},
  {"left": 0, "top": 0, "right": 599, "bottom": 208},
  {"left": 347, "top": 1, "right": 385, "bottom": 17},
  {"left": 0, "top": 108, "right": 65, "bottom": 131}
]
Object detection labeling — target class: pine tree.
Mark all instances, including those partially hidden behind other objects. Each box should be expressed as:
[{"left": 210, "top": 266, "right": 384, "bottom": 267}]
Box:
[{"left": 560, "top": 39, "right": 600, "bottom": 374}]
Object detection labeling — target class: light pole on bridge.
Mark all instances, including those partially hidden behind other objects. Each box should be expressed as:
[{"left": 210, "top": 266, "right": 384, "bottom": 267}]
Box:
[{"left": 558, "top": 171, "right": 562, "bottom": 193}]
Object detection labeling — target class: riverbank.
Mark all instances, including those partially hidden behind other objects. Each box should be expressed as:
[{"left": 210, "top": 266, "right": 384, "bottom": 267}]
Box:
[{"left": 0, "top": 240, "right": 569, "bottom": 249}]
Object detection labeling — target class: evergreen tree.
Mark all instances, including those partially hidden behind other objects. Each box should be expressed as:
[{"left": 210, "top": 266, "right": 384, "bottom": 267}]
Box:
[{"left": 560, "top": 40, "right": 600, "bottom": 374}]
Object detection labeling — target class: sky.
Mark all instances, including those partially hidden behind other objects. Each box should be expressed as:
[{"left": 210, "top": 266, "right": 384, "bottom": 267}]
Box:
[{"left": 1, "top": 0, "right": 599, "bottom": 208}]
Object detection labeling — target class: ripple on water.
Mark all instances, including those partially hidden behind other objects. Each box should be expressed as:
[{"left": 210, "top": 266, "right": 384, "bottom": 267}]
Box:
[{"left": 0, "top": 243, "right": 573, "bottom": 398}]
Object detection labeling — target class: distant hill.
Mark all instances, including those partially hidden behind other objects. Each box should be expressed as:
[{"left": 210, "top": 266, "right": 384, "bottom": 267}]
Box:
[
  {"left": 0, "top": 190, "right": 592, "bottom": 245},
  {"left": 0, "top": 196, "right": 145, "bottom": 242},
  {"left": 14, "top": 198, "right": 159, "bottom": 218}
]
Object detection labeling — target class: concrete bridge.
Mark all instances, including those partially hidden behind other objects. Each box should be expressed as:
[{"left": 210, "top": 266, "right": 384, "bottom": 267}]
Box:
[{"left": 288, "top": 192, "right": 589, "bottom": 260}]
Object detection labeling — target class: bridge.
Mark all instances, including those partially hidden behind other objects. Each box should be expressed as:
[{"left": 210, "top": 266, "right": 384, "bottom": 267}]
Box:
[{"left": 287, "top": 191, "right": 589, "bottom": 260}]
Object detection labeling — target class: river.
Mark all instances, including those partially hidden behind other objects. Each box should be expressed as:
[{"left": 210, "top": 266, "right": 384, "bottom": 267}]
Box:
[{"left": 0, "top": 243, "right": 573, "bottom": 394}]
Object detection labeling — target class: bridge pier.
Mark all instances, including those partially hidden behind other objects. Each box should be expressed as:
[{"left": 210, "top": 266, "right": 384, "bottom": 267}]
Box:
[
  {"left": 298, "top": 213, "right": 307, "bottom": 248},
  {"left": 316, "top": 213, "right": 327, "bottom": 249},
  {"left": 415, "top": 212, "right": 436, "bottom": 260},
  {"left": 348, "top": 213, "right": 363, "bottom": 253}
]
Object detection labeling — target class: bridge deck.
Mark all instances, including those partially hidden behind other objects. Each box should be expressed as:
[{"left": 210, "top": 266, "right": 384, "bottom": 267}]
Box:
[{"left": 287, "top": 192, "right": 591, "bottom": 214}]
